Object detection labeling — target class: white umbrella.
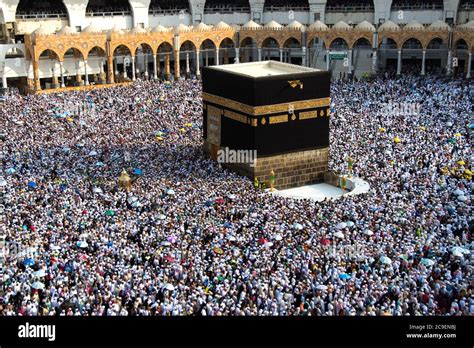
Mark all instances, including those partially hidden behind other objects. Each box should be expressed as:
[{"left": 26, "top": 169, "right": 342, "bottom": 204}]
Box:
[
  {"left": 263, "top": 242, "right": 274, "bottom": 248},
  {"left": 274, "top": 234, "right": 283, "bottom": 241},
  {"left": 346, "top": 221, "right": 355, "bottom": 228},
  {"left": 457, "top": 195, "right": 467, "bottom": 202},
  {"left": 127, "top": 196, "right": 138, "bottom": 204},
  {"left": 364, "top": 230, "right": 374, "bottom": 236},
  {"left": 88, "top": 150, "right": 98, "bottom": 156},
  {"left": 293, "top": 223, "right": 303, "bottom": 230},
  {"left": 316, "top": 285, "right": 327, "bottom": 290},
  {"left": 334, "top": 231, "right": 344, "bottom": 239},
  {"left": 380, "top": 256, "right": 392, "bottom": 265},
  {"left": 446, "top": 121, "right": 453, "bottom": 127},
  {"left": 158, "top": 214, "right": 166, "bottom": 220},
  {"left": 420, "top": 258, "right": 435, "bottom": 267},
  {"left": 228, "top": 194, "right": 236, "bottom": 200},
  {"left": 95, "top": 161, "right": 105, "bottom": 167},
  {"left": 77, "top": 241, "right": 88, "bottom": 248},
  {"left": 451, "top": 246, "right": 470, "bottom": 255},
  {"left": 50, "top": 245, "right": 61, "bottom": 251},
  {"left": 132, "top": 201, "right": 142, "bottom": 208},
  {"left": 31, "top": 281, "right": 45, "bottom": 290},
  {"left": 93, "top": 187, "right": 103, "bottom": 194},
  {"left": 164, "top": 284, "right": 175, "bottom": 291},
  {"left": 228, "top": 235, "right": 237, "bottom": 241},
  {"left": 33, "top": 269, "right": 47, "bottom": 277},
  {"left": 336, "top": 222, "right": 347, "bottom": 230},
  {"left": 167, "top": 189, "right": 176, "bottom": 195},
  {"left": 453, "top": 188, "right": 464, "bottom": 196},
  {"left": 0, "top": 177, "right": 7, "bottom": 186}
]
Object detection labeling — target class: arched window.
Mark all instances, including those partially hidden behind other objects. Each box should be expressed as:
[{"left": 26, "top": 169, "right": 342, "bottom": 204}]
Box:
[
  {"left": 86, "top": 0, "right": 132, "bottom": 16},
  {"left": 16, "top": 0, "right": 67, "bottom": 19},
  {"left": 149, "top": 0, "right": 190, "bottom": 15}
]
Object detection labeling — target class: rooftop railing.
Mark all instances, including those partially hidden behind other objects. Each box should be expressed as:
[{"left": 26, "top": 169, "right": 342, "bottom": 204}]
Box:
[
  {"left": 203, "top": 6, "right": 250, "bottom": 14},
  {"left": 16, "top": 13, "right": 67, "bottom": 20},
  {"left": 86, "top": 10, "right": 132, "bottom": 16}
]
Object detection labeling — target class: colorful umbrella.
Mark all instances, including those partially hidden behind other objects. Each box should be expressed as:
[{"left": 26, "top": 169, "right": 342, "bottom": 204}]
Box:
[
  {"left": 23, "top": 258, "right": 35, "bottom": 267},
  {"left": 27, "top": 181, "right": 37, "bottom": 189},
  {"left": 105, "top": 210, "right": 115, "bottom": 216},
  {"left": 339, "top": 273, "right": 350, "bottom": 280},
  {"left": 133, "top": 168, "right": 143, "bottom": 175}
]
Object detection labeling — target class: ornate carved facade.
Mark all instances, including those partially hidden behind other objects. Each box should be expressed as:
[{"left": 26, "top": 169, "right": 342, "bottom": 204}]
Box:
[{"left": 22, "top": 19, "right": 473, "bottom": 92}]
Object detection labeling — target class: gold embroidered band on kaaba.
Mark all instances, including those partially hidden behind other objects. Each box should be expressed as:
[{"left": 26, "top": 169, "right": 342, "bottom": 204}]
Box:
[{"left": 203, "top": 92, "right": 331, "bottom": 116}]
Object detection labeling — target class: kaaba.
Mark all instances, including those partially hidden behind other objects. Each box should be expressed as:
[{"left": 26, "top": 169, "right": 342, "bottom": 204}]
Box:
[{"left": 202, "top": 61, "right": 331, "bottom": 190}]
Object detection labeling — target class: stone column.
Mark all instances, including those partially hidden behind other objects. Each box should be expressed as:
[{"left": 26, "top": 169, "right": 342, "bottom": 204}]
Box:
[
  {"left": 372, "top": 49, "right": 377, "bottom": 73},
  {"left": 196, "top": 50, "right": 201, "bottom": 77},
  {"left": 279, "top": 48, "right": 284, "bottom": 62},
  {"left": 59, "top": 61, "right": 65, "bottom": 87},
  {"left": 302, "top": 47, "right": 306, "bottom": 66},
  {"left": 235, "top": 47, "right": 240, "bottom": 63},
  {"left": 258, "top": 48, "right": 262, "bottom": 61},
  {"left": 84, "top": 59, "right": 89, "bottom": 85},
  {"left": 185, "top": 52, "right": 190, "bottom": 76},
  {"left": 174, "top": 50, "right": 180, "bottom": 79},
  {"left": 153, "top": 54, "right": 158, "bottom": 79},
  {"left": 2, "top": 74, "right": 7, "bottom": 89},
  {"left": 107, "top": 55, "right": 114, "bottom": 84},
  {"left": 205, "top": 50, "right": 209, "bottom": 66},
  {"left": 76, "top": 59, "right": 83, "bottom": 84},
  {"left": 33, "top": 60, "right": 41, "bottom": 91},
  {"left": 348, "top": 49, "right": 352, "bottom": 75},
  {"left": 447, "top": 50, "right": 452, "bottom": 75},
  {"left": 51, "top": 62, "right": 59, "bottom": 87},
  {"left": 131, "top": 56, "right": 136, "bottom": 81},
  {"left": 467, "top": 52, "right": 472, "bottom": 78},
  {"left": 397, "top": 49, "right": 402, "bottom": 75},
  {"left": 326, "top": 49, "right": 330, "bottom": 70},
  {"left": 421, "top": 49, "right": 426, "bottom": 76},
  {"left": 143, "top": 53, "right": 149, "bottom": 80},
  {"left": 215, "top": 49, "right": 220, "bottom": 65},
  {"left": 164, "top": 54, "right": 171, "bottom": 80}
]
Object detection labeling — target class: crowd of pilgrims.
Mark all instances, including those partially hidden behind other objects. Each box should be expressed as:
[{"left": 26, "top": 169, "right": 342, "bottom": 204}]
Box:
[{"left": 0, "top": 68, "right": 472, "bottom": 316}]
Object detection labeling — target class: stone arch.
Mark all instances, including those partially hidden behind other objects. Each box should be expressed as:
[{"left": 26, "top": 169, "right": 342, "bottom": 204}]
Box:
[
  {"left": 38, "top": 48, "right": 62, "bottom": 61},
  {"left": 329, "top": 37, "right": 349, "bottom": 50},
  {"left": 217, "top": 36, "right": 236, "bottom": 49},
  {"left": 426, "top": 37, "right": 444, "bottom": 50},
  {"left": 454, "top": 38, "right": 468, "bottom": 50},
  {"left": 349, "top": 34, "right": 372, "bottom": 49},
  {"left": 240, "top": 36, "right": 255, "bottom": 47},
  {"left": 16, "top": 0, "right": 68, "bottom": 19},
  {"left": 352, "top": 37, "right": 372, "bottom": 49},
  {"left": 401, "top": 37, "right": 423, "bottom": 50},
  {"left": 260, "top": 36, "right": 280, "bottom": 49},
  {"left": 110, "top": 43, "right": 134, "bottom": 57},
  {"left": 307, "top": 36, "right": 328, "bottom": 49},
  {"left": 378, "top": 35, "right": 401, "bottom": 49},
  {"left": 283, "top": 36, "right": 301, "bottom": 47},
  {"left": 86, "top": 0, "right": 132, "bottom": 14},
  {"left": 62, "top": 47, "right": 84, "bottom": 61}
]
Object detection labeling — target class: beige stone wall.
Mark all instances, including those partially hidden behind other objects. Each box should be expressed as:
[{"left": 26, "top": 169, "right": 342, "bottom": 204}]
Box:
[{"left": 204, "top": 141, "right": 329, "bottom": 190}]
